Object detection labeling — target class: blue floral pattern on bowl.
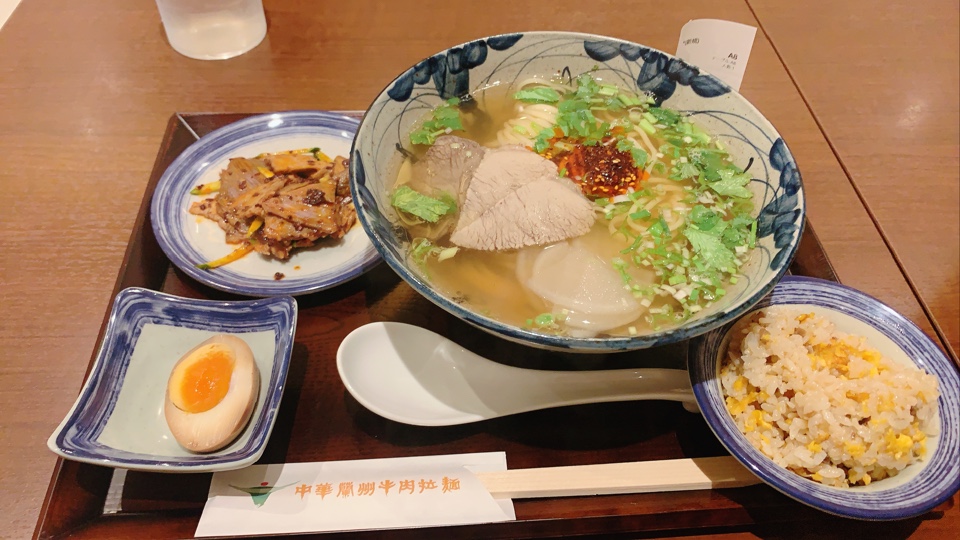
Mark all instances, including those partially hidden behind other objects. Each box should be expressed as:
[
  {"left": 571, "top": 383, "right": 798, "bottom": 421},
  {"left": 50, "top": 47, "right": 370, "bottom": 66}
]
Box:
[
  {"left": 583, "top": 39, "right": 730, "bottom": 102},
  {"left": 349, "top": 31, "right": 805, "bottom": 352},
  {"left": 387, "top": 34, "right": 523, "bottom": 101}
]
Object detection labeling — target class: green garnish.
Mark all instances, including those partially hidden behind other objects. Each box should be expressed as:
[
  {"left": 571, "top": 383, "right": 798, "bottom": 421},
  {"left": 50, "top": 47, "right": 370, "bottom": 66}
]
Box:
[
  {"left": 594, "top": 98, "right": 758, "bottom": 325},
  {"left": 437, "top": 246, "right": 460, "bottom": 262},
  {"left": 410, "top": 237, "right": 435, "bottom": 266},
  {"left": 674, "top": 161, "right": 701, "bottom": 180},
  {"left": 519, "top": 72, "right": 658, "bottom": 163},
  {"left": 617, "top": 93, "right": 644, "bottom": 107},
  {"left": 637, "top": 118, "right": 657, "bottom": 135},
  {"left": 709, "top": 168, "right": 753, "bottom": 198},
  {"left": 648, "top": 217, "right": 670, "bottom": 243},
  {"left": 409, "top": 238, "right": 459, "bottom": 271},
  {"left": 391, "top": 185, "right": 457, "bottom": 223},
  {"left": 689, "top": 205, "right": 721, "bottom": 231},
  {"left": 534, "top": 313, "right": 555, "bottom": 326},
  {"left": 614, "top": 137, "right": 648, "bottom": 168},
  {"left": 556, "top": 98, "right": 600, "bottom": 140},
  {"left": 527, "top": 311, "right": 566, "bottom": 332},
  {"left": 574, "top": 72, "right": 600, "bottom": 99},
  {"left": 684, "top": 226, "right": 738, "bottom": 272},
  {"left": 514, "top": 87, "right": 561, "bottom": 104},
  {"left": 533, "top": 126, "right": 554, "bottom": 153},
  {"left": 647, "top": 107, "right": 681, "bottom": 126},
  {"left": 409, "top": 98, "right": 463, "bottom": 146}
]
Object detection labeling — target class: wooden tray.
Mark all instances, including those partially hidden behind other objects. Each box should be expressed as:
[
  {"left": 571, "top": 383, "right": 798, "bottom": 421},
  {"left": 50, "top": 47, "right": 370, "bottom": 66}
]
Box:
[{"left": 34, "top": 112, "right": 941, "bottom": 539}]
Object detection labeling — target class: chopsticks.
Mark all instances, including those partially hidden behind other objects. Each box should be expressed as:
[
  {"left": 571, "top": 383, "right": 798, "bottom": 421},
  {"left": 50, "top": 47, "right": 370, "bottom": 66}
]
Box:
[{"left": 474, "top": 456, "right": 759, "bottom": 499}]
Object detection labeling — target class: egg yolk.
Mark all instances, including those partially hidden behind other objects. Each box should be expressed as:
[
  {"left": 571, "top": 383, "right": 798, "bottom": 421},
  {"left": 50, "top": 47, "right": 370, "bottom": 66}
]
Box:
[{"left": 170, "top": 344, "right": 235, "bottom": 413}]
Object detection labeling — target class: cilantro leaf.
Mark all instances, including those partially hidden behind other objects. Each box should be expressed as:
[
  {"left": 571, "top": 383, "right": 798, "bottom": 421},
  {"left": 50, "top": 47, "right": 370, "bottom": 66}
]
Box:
[
  {"left": 688, "top": 205, "right": 721, "bottom": 231},
  {"left": 708, "top": 168, "right": 752, "bottom": 198},
  {"left": 722, "top": 214, "right": 757, "bottom": 248},
  {"left": 514, "top": 87, "right": 561, "bottom": 104},
  {"left": 408, "top": 98, "right": 464, "bottom": 146},
  {"left": 409, "top": 130, "right": 433, "bottom": 146},
  {"left": 673, "top": 161, "right": 701, "bottom": 180},
  {"left": 583, "top": 120, "right": 610, "bottom": 146},
  {"left": 684, "top": 227, "right": 738, "bottom": 271},
  {"left": 574, "top": 73, "right": 600, "bottom": 99},
  {"left": 728, "top": 214, "right": 756, "bottom": 231},
  {"left": 616, "top": 137, "right": 649, "bottom": 168},
  {"left": 533, "top": 126, "right": 554, "bottom": 153},
  {"left": 391, "top": 185, "right": 456, "bottom": 222},
  {"left": 629, "top": 147, "right": 648, "bottom": 168},
  {"left": 687, "top": 148, "right": 728, "bottom": 181}
]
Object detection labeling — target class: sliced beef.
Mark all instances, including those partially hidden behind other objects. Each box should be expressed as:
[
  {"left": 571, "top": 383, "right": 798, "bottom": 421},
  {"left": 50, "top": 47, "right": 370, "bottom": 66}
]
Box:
[
  {"left": 187, "top": 153, "right": 356, "bottom": 260},
  {"left": 264, "top": 153, "right": 327, "bottom": 175},
  {"left": 332, "top": 155, "right": 352, "bottom": 198},
  {"left": 410, "top": 135, "right": 485, "bottom": 204},
  {"left": 449, "top": 147, "right": 595, "bottom": 251}
]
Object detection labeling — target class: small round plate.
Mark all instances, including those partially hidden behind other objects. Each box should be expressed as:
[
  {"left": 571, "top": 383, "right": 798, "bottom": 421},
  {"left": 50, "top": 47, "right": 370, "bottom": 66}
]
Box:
[
  {"left": 689, "top": 276, "right": 960, "bottom": 520},
  {"left": 151, "top": 111, "right": 380, "bottom": 297}
]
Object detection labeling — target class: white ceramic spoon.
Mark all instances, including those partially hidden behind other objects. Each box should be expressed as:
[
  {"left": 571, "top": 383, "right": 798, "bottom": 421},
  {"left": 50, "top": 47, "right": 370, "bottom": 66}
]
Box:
[{"left": 336, "top": 322, "right": 698, "bottom": 426}]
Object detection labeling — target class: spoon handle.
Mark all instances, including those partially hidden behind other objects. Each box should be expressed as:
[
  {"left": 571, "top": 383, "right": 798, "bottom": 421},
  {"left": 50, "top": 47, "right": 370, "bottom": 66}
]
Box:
[{"left": 474, "top": 456, "right": 758, "bottom": 499}]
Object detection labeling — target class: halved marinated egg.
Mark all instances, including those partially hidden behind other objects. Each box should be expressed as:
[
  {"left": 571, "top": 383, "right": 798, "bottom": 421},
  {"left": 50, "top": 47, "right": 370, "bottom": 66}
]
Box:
[{"left": 164, "top": 334, "right": 260, "bottom": 453}]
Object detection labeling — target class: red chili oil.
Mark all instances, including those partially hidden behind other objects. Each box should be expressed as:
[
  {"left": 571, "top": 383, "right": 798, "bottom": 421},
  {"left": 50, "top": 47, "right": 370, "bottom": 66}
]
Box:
[{"left": 544, "top": 137, "right": 646, "bottom": 198}]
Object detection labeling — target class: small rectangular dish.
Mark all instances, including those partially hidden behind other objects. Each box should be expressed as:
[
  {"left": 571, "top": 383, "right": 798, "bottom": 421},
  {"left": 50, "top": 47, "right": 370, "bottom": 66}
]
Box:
[{"left": 47, "top": 287, "right": 297, "bottom": 472}]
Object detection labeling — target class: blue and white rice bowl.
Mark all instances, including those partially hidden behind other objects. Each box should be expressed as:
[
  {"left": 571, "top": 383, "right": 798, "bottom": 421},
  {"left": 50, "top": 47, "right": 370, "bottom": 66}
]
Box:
[
  {"left": 689, "top": 276, "right": 960, "bottom": 520},
  {"left": 350, "top": 31, "right": 805, "bottom": 352}
]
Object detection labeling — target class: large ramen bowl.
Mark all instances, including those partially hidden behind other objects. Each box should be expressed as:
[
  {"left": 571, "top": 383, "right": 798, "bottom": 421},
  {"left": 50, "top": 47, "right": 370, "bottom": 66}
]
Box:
[{"left": 350, "top": 31, "right": 805, "bottom": 352}]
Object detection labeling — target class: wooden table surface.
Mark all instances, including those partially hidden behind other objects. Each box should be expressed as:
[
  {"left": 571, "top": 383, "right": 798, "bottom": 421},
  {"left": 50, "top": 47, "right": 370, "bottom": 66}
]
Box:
[{"left": 0, "top": 0, "right": 956, "bottom": 538}]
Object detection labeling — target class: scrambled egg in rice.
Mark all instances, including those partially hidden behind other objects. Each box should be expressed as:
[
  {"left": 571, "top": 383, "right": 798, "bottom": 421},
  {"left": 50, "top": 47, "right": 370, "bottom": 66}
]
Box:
[{"left": 720, "top": 307, "right": 940, "bottom": 488}]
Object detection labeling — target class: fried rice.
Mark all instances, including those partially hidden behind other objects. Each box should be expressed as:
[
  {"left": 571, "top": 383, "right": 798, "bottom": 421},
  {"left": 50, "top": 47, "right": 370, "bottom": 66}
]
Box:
[{"left": 720, "top": 307, "right": 940, "bottom": 488}]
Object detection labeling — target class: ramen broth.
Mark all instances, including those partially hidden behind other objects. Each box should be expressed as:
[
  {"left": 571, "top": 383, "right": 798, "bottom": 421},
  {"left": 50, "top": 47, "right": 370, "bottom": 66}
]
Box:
[
  {"left": 424, "top": 224, "right": 667, "bottom": 334},
  {"left": 392, "top": 75, "right": 757, "bottom": 337}
]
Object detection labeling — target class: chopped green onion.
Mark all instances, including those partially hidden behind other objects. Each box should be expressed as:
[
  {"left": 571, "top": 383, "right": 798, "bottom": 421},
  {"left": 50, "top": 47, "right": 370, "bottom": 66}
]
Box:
[
  {"left": 598, "top": 84, "right": 619, "bottom": 96},
  {"left": 437, "top": 247, "right": 459, "bottom": 262}
]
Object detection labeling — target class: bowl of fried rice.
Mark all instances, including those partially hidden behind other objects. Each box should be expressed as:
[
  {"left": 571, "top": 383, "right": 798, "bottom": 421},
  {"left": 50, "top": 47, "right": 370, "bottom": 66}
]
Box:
[{"left": 689, "top": 276, "right": 960, "bottom": 520}]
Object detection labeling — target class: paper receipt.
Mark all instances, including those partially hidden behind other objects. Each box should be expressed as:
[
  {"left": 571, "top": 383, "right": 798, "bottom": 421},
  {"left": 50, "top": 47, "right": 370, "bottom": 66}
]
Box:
[{"left": 676, "top": 19, "right": 757, "bottom": 91}]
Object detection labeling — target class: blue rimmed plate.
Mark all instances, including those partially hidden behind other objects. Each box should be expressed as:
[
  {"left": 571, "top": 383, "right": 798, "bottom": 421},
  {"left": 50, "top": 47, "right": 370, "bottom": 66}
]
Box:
[
  {"left": 47, "top": 287, "right": 297, "bottom": 472},
  {"left": 152, "top": 111, "right": 380, "bottom": 297},
  {"left": 689, "top": 276, "right": 960, "bottom": 520}
]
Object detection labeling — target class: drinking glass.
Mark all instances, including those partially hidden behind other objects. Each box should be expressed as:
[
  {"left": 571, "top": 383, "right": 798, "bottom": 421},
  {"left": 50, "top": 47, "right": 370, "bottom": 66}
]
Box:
[{"left": 155, "top": 0, "right": 267, "bottom": 60}]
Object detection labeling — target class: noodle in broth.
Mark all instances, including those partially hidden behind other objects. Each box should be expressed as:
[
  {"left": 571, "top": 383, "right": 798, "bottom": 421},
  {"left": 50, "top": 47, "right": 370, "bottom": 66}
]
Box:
[{"left": 391, "top": 73, "right": 758, "bottom": 337}]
